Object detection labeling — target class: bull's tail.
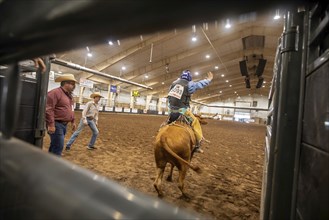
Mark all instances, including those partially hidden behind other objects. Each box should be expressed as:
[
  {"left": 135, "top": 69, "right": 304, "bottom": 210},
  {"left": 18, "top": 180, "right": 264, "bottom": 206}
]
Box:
[{"left": 161, "top": 137, "right": 201, "bottom": 174}]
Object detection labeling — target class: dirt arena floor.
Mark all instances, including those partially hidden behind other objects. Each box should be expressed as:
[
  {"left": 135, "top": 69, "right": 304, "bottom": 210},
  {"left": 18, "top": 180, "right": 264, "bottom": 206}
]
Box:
[{"left": 43, "top": 112, "right": 266, "bottom": 220}]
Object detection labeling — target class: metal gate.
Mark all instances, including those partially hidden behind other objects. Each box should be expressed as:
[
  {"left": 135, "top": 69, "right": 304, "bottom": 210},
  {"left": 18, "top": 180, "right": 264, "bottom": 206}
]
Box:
[
  {"left": 261, "top": 3, "right": 329, "bottom": 219},
  {"left": 0, "top": 60, "right": 49, "bottom": 147}
]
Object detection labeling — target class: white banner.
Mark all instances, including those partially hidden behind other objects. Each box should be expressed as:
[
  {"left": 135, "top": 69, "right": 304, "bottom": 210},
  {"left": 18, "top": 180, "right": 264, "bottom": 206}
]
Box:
[
  {"left": 79, "top": 78, "right": 94, "bottom": 88},
  {"left": 115, "top": 107, "right": 123, "bottom": 112}
]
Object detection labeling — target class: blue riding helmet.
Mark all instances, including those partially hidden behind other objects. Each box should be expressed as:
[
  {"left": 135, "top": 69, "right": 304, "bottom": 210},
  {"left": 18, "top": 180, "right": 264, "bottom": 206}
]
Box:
[{"left": 180, "top": 70, "right": 192, "bottom": 81}]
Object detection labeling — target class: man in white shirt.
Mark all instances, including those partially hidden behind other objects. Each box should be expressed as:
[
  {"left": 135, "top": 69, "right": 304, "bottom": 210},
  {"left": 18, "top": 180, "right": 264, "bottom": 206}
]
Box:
[{"left": 65, "top": 92, "right": 103, "bottom": 151}]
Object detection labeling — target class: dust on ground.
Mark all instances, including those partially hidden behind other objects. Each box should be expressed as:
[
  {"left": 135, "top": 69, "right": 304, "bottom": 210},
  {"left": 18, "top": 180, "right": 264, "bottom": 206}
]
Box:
[{"left": 43, "top": 112, "right": 266, "bottom": 220}]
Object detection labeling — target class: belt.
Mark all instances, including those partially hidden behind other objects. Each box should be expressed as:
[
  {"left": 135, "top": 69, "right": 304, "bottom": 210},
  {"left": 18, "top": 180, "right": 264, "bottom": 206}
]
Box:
[
  {"left": 55, "top": 120, "right": 69, "bottom": 125},
  {"left": 87, "top": 116, "right": 94, "bottom": 120},
  {"left": 169, "top": 108, "right": 187, "bottom": 114}
]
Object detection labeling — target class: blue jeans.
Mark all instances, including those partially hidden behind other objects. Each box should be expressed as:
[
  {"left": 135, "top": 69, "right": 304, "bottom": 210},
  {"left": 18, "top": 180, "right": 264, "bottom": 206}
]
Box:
[
  {"left": 66, "top": 118, "right": 99, "bottom": 149},
  {"left": 48, "top": 121, "right": 67, "bottom": 156}
]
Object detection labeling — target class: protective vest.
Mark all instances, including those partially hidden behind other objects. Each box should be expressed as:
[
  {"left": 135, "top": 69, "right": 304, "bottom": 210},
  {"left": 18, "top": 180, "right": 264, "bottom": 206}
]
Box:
[{"left": 168, "top": 79, "right": 191, "bottom": 109}]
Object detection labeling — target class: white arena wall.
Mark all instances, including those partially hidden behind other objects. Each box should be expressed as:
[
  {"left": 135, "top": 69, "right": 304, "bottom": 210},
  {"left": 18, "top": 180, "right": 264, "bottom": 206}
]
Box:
[{"left": 48, "top": 79, "right": 268, "bottom": 122}]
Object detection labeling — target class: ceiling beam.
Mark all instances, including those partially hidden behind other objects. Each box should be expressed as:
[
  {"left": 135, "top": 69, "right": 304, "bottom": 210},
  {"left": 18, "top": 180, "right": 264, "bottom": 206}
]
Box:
[
  {"left": 132, "top": 56, "right": 275, "bottom": 89},
  {"left": 93, "top": 31, "right": 180, "bottom": 72},
  {"left": 115, "top": 28, "right": 280, "bottom": 83},
  {"left": 51, "top": 58, "right": 153, "bottom": 90},
  {"left": 130, "top": 58, "right": 275, "bottom": 94}
]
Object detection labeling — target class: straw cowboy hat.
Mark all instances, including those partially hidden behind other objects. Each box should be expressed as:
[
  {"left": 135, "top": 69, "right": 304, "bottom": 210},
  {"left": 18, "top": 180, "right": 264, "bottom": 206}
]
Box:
[
  {"left": 54, "top": 73, "right": 78, "bottom": 82},
  {"left": 90, "top": 92, "right": 104, "bottom": 99}
]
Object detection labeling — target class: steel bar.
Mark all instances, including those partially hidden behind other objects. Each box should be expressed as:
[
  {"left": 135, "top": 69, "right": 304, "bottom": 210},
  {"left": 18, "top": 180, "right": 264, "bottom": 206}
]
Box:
[
  {"left": 34, "top": 57, "right": 50, "bottom": 147},
  {"left": 268, "top": 10, "right": 304, "bottom": 220},
  {"left": 0, "top": 136, "right": 199, "bottom": 220},
  {"left": 191, "top": 100, "right": 268, "bottom": 111},
  {"left": 51, "top": 58, "right": 153, "bottom": 90},
  {"left": 0, "top": 63, "right": 22, "bottom": 139}
]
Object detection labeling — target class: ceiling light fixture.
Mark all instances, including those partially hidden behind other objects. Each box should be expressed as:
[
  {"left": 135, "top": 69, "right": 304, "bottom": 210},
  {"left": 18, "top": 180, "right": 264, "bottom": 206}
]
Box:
[
  {"left": 86, "top": 46, "right": 92, "bottom": 57},
  {"left": 274, "top": 9, "right": 281, "bottom": 20},
  {"left": 225, "top": 19, "right": 231, "bottom": 29},
  {"left": 191, "top": 25, "right": 197, "bottom": 42},
  {"left": 108, "top": 41, "right": 113, "bottom": 45},
  {"left": 215, "top": 66, "right": 219, "bottom": 69},
  {"left": 205, "top": 54, "right": 210, "bottom": 59}
]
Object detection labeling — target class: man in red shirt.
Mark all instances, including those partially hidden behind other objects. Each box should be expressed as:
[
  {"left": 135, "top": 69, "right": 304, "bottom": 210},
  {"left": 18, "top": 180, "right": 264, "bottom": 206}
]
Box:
[{"left": 46, "top": 73, "right": 77, "bottom": 156}]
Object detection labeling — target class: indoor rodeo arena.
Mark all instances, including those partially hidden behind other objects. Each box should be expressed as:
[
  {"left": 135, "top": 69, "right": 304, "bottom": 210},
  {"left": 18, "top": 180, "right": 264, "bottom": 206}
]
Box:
[{"left": 0, "top": 1, "right": 328, "bottom": 220}]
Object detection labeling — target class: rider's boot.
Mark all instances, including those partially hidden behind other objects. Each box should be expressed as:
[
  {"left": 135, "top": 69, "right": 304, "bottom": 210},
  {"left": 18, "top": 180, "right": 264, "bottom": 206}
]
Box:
[{"left": 194, "top": 140, "right": 204, "bottom": 153}]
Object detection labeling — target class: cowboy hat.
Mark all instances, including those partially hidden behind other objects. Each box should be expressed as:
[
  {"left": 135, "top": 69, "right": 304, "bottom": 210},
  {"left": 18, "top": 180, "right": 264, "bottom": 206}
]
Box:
[
  {"left": 90, "top": 92, "right": 104, "bottom": 98},
  {"left": 54, "top": 73, "right": 78, "bottom": 82}
]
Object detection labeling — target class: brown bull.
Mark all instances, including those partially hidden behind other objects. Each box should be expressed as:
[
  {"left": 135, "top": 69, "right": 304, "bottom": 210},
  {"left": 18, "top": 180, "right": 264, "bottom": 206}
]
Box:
[{"left": 153, "top": 115, "right": 207, "bottom": 198}]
